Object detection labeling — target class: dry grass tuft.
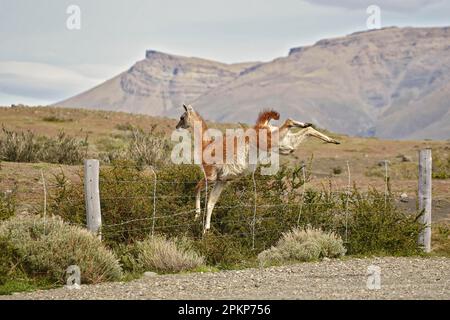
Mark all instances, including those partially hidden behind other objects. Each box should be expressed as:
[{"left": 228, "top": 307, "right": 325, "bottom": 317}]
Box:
[
  {"left": 258, "top": 226, "right": 346, "bottom": 266},
  {"left": 119, "top": 235, "right": 205, "bottom": 274}
]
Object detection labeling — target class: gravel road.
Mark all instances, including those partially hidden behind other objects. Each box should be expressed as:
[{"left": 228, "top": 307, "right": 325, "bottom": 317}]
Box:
[{"left": 3, "top": 257, "right": 449, "bottom": 300}]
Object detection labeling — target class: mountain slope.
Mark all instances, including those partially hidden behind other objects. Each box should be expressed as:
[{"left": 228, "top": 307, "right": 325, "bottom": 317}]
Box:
[
  {"left": 57, "top": 50, "right": 258, "bottom": 118},
  {"left": 56, "top": 27, "right": 450, "bottom": 140}
]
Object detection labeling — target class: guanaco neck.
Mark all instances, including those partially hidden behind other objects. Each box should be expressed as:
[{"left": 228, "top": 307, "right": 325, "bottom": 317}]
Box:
[
  {"left": 190, "top": 112, "right": 213, "bottom": 164},
  {"left": 277, "top": 123, "right": 291, "bottom": 140}
]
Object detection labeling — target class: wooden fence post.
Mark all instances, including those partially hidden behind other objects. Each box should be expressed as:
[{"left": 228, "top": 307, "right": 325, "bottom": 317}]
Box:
[
  {"left": 84, "top": 159, "right": 102, "bottom": 239},
  {"left": 418, "top": 149, "right": 432, "bottom": 253}
]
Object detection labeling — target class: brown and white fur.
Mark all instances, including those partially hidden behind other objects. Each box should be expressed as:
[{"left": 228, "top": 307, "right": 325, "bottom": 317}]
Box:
[{"left": 176, "top": 104, "right": 339, "bottom": 232}]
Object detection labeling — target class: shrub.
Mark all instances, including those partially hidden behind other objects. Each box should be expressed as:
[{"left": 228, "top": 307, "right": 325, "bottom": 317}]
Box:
[
  {"left": 0, "top": 127, "right": 88, "bottom": 165},
  {"left": 432, "top": 152, "right": 450, "bottom": 179},
  {"left": 0, "top": 236, "right": 21, "bottom": 285},
  {"left": 97, "top": 126, "right": 172, "bottom": 167},
  {"left": 115, "top": 122, "right": 135, "bottom": 131},
  {"left": 431, "top": 223, "right": 450, "bottom": 256},
  {"left": 194, "top": 232, "right": 254, "bottom": 268},
  {"left": 0, "top": 188, "right": 16, "bottom": 222},
  {"left": 0, "top": 215, "right": 122, "bottom": 284},
  {"left": 332, "top": 167, "right": 342, "bottom": 175},
  {"left": 118, "top": 235, "right": 204, "bottom": 273},
  {"left": 0, "top": 127, "right": 40, "bottom": 162},
  {"left": 258, "top": 227, "right": 346, "bottom": 266},
  {"left": 42, "top": 115, "right": 73, "bottom": 123},
  {"left": 343, "top": 187, "right": 424, "bottom": 255},
  {"left": 40, "top": 131, "right": 88, "bottom": 165},
  {"left": 127, "top": 127, "right": 172, "bottom": 168}
]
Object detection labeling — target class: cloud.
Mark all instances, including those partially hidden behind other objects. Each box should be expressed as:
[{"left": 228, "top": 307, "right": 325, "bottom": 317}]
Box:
[
  {"left": 0, "top": 61, "right": 119, "bottom": 105},
  {"left": 302, "top": 0, "right": 445, "bottom": 12}
]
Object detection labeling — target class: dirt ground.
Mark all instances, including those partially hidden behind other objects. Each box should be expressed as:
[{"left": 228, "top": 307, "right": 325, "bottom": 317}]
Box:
[{"left": 3, "top": 257, "right": 449, "bottom": 300}]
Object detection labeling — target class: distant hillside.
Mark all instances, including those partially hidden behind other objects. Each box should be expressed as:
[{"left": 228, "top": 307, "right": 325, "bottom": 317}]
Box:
[{"left": 56, "top": 26, "right": 450, "bottom": 140}]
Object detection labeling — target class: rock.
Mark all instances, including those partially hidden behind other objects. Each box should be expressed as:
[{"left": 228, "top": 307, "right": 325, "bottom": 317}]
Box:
[
  {"left": 143, "top": 271, "right": 158, "bottom": 277},
  {"left": 64, "top": 283, "right": 81, "bottom": 290},
  {"left": 378, "top": 160, "right": 390, "bottom": 167},
  {"left": 397, "top": 154, "right": 412, "bottom": 162},
  {"left": 400, "top": 193, "right": 409, "bottom": 202}
]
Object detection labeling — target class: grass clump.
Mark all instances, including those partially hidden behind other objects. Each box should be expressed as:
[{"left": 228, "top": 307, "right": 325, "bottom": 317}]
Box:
[
  {"left": 118, "top": 235, "right": 205, "bottom": 274},
  {"left": 432, "top": 152, "right": 450, "bottom": 179},
  {"left": 0, "top": 215, "right": 122, "bottom": 284},
  {"left": 42, "top": 115, "right": 73, "bottom": 123},
  {"left": 258, "top": 227, "right": 346, "bottom": 266},
  {"left": 431, "top": 223, "right": 450, "bottom": 256},
  {"left": 0, "top": 188, "right": 16, "bottom": 222},
  {"left": 127, "top": 127, "right": 172, "bottom": 168},
  {"left": 98, "top": 126, "right": 172, "bottom": 167},
  {"left": 0, "top": 235, "right": 20, "bottom": 285}
]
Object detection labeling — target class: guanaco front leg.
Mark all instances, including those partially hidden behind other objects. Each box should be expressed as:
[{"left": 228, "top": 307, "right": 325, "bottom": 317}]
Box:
[
  {"left": 304, "top": 127, "right": 340, "bottom": 144},
  {"left": 194, "top": 179, "right": 205, "bottom": 220}
]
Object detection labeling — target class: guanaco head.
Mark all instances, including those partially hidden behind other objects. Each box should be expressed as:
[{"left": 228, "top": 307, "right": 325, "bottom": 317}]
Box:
[{"left": 176, "top": 104, "right": 196, "bottom": 129}]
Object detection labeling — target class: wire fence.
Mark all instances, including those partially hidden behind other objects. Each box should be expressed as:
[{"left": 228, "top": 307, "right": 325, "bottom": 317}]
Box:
[
  {"left": 67, "top": 160, "right": 394, "bottom": 248},
  {"left": 0, "top": 151, "right": 438, "bottom": 252}
]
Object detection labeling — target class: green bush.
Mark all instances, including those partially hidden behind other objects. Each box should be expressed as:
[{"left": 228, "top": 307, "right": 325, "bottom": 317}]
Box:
[
  {"left": 432, "top": 223, "right": 450, "bottom": 256},
  {"left": 42, "top": 115, "right": 73, "bottom": 123},
  {"left": 332, "top": 167, "right": 342, "bottom": 175},
  {"left": 258, "top": 227, "right": 346, "bottom": 266},
  {"left": 0, "top": 188, "right": 16, "bottom": 222},
  {"left": 194, "top": 232, "right": 254, "bottom": 268},
  {"left": 432, "top": 152, "right": 450, "bottom": 179},
  {"left": 0, "top": 236, "right": 21, "bottom": 285},
  {"left": 118, "top": 235, "right": 204, "bottom": 273},
  {"left": 115, "top": 122, "right": 135, "bottom": 131},
  {"left": 0, "top": 215, "right": 122, "bottom": 284},
  {"left": 343, "top": 187, "right": 423, "bottom": 255}
]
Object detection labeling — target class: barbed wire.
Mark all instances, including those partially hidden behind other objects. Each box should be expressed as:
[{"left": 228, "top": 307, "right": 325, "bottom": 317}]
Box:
[{"left": 101, "top": 209, "right": 198, "bottom": 228}]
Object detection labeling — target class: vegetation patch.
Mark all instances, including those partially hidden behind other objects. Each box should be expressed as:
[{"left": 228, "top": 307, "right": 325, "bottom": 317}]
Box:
[
  {"left": 258, "top": 227, "right": 346, "bottom": 266},
  {"left": 117, "top": 235, "right": 205, "bottom": 274},
  {"left": 433, "top": 151, "right": 450, "bottom": 179},
  {"left": 42, "top": 116, "right": 74, "bottom": 123},
  {"left": 48, "top": 162, "right": 425, "bottom": 269},
  {"left": 0, "top": 188, "right": 16, "bottom": 222},
  {"left": 0, "top": 127, "right": 88, "bottom": 164},
  {"left": 431, "top": 223, "right": 450, "bottom": 256},
  {"left": 0, "top": 215, "right": 122, "bottom": 285}
]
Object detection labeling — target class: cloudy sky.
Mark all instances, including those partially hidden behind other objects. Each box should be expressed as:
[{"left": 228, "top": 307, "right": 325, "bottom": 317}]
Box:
[{"left": 0, "top": 0, "right": 449, "bottom": 105}]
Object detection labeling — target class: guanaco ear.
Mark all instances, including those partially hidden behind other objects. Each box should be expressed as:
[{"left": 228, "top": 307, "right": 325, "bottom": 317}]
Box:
[{"left": 183, "top": 104, "right": 194, "bottom": 112}]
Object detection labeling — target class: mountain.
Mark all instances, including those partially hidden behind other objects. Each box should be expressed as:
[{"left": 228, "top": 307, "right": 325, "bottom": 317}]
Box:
[{"left": 56, "top": 26, "right": 450, "bottom": 140}]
